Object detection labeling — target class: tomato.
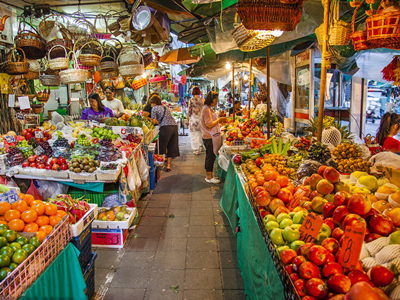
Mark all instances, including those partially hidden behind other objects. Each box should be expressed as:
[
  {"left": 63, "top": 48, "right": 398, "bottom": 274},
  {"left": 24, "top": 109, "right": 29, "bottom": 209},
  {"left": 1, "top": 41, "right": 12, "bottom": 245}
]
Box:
[
  {"left": 30, "top": 163, "right": 37, "bottom": 168},
  {"left": 21, "top": 210, "right": 38, "bottom": 223},
  {"left": 8, "top": 219, "right": 25, "bottom": 232},
  {"left": 60, "top": 164, "right": 68, "bottom": 171},
  {"left": 22, "top": 162, "right": 30, "bottom": 168},
  {"left": 27, "top": 155, "right": 36, "bottom": 163},
  {"left": 0, "top": 267, "right": 11, "bottom": 281},
  {"left": 4, "top": 210, "right": 20, "bottom": 222},
  {"left": 0, "top": 224, "right": 8, "bottom": 236},
  {"left": 22, "top": 243, "right": 35, "bottom": 255},
  {"left": 9, "top": 262, "right": 18, "bottom": 271},
  {"left": 49, "top": 216, "right": 61, "bottom": 227},
  {"left": 0, "top": 254, "right": 10, "bottom": 267},
  {"left": 57, "top": 157, "right": 66, "bottom": 165},
  {"left": 0, "top": 202, "right": 11, "bottom": 215},
  {"left": 44, "top": 203, "right": 57, "bottom": 216},
  {"left": 23, "top": 223, "right": 39, "bottom": 233},
  {"left": 52, "top": 164, "right": 60, "bottom": 171},
  {"left": 9, "top": 242, "right": 21, "bottom": 252},
  {"left": 37, "top": 164, "right": 45, "bottom": 169},
  {"left": 2, "top": 229, "right": 17, "bottom": 243},
  {"left": 29, "top": 237, "right": 41, "bottom": 248},
  {"left": 15, "top": 236, "right": 28, "bottom": 246},
  {"left": 50, "top": 158, "right": 58, "bottom": 165},
  {"left": 45, "top": 165, "right": 52, "bottom": 170},
  {"left": 21, "top": 129, "right": 28, "bottom": 137},
  {"left": 12, "top": 249, "right": 27, "bottom": 264},
  {"left": 35, "top": 215, "right": 49, "bottom": 227},
  {"left": 0, "top": 237, "right": 7, "bottom": 248}
]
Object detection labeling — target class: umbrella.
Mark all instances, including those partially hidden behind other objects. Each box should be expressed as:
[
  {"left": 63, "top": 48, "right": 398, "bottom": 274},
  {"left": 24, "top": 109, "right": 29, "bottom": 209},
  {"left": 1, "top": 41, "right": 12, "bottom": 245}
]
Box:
[{"left": 159, "top": 48, "right": 200, "bottom": 65}]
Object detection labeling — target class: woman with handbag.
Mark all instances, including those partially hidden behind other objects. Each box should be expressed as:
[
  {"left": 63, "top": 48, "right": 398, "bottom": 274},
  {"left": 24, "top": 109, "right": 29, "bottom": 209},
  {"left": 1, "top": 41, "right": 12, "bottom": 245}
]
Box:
[
  {"left": 201, "top": 91, "right": 227, "bottom": 184},
  {"left": 188, "top": 87, "right": 205, "bottom": 155},
  {"left": 150, "top": 93, "right": 180, "bottom": 172}
]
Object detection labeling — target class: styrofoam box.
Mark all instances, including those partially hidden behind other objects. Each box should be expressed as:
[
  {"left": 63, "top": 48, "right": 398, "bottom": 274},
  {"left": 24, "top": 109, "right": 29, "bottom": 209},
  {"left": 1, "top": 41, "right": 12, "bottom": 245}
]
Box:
[
  {"left": 92, "top": 207, "right": 136, "bottom": 229},
  {"left": 70, "top": 203, "right": 98, "bottom": 237},
  {"left": 92, "top": 228, "right": 129, "bottom": 248}
]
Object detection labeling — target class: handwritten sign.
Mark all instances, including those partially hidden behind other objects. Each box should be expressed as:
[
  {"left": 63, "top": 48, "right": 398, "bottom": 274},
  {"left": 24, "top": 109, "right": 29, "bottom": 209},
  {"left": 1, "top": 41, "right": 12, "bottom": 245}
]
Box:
[
  {"left": 34, "top": 131, "right": 44, "bottom": 139},
  {"left": 299, "top": 213, "right": 323, "bottom": 243},
  {"left": 338, "top": 225, "right": 366, "bottom": 269},
  {"left": 5, "top": 135, "right": 16, "bottom": 143},
  {"left": 8, "top": 94, "right": 15, "bottom": 107},
  {"left": 33, "top": 146, "right": 44, "bottom": 156},
  {"left": 287, "top": 189, "right": 306, "bottom": 211}
]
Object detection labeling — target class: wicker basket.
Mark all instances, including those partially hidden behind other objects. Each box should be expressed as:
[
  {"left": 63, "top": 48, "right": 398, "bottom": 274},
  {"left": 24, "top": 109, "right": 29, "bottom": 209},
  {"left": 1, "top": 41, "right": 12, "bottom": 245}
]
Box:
[
  {"left": 24, "top": 71, "right": 39, "bottom": 80},
  {"left": 130, "top": 77, "right": 147, "bottom": 90},
  {"left": 232, "top": 14, "right": 275, "bottom": 52},
  {"left": 119, "top": 64, "right": 144, "bottom": 77},
  {"left": 236, "top": 0, "right": 303, "bottom": 31},
  {"left": 77, "top": 39, "right": 103, "bottom": 66},
  {"left": 315, "top": 23, "right": 324, "bottom": 45},
  {"left": 35, "top": 86, "right": 50, "bottom": 103},
  {"left": 45, "top": 28, "right": 73, "bottom": 58},
  {"left": 59, "top": 53, "right": 88, "bottom": 84},
  {"left": 329, "top": 1, "right": 351, "bottom": 46},
  {"left": 39, "top": 74, "right": 61, "bottom": 86},
  {"left": 14, "top": 22, "right": 46, "bottom": 59},
  {"left": 118, "top": 44, "right": 143, "bottom": 66},
  {"left": 350, "top": 0, "right": 377, "bottom": 51},
  {"left": 99, "top": 58, "right": 118, "bottom": 72},
  {"left": 143, "top": 52, "right": 154, "bottom": 67},
  {"left": 38, "top": 14, "right": 65, "bottom": 39},
  {"left": 31, "top": 104, "right": 44, "bottom": 114},
  {"left": 91, "top": 14, "right": 112, "bottom": 40},
  {"left": 48, "top": 45, "right": 70, "bottom": 70},
  {"left": 366, "top": 3, "right": 400, "bottom": 49},
  {"left": 100, "top": 69, "right": 119, "bottom": 80},
  {"left": 4, "top": 48, "right": 29, "bottom": 75},
  {"left": 119, "top": 15, "right": 131, "bottom": 32},
  {"left": 27, "top": 59, "right": 40, "bottom": 72}
]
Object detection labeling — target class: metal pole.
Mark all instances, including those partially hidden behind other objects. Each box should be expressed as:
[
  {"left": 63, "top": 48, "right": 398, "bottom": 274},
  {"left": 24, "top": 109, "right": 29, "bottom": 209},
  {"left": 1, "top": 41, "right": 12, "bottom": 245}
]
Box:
[
  {"left": 266, "top": 46, "right": 271, "bottom": 139},
  {"left": 317, "top": 0, "right": 331, "bottom": 142},
  {"left": 232, "top": 62, "right": 235, "bottom": 121},
  {"left": 248, "top": 58, "right": 252, "bottom": 114},
  {"left": 238, "top": 73, "right": 241, "bottom": 103}
]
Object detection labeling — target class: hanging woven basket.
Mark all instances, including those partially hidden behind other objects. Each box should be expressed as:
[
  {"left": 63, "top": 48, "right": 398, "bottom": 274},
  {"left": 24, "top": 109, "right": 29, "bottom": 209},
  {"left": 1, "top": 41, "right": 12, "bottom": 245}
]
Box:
[
  {"left": 350, "top": 0, "right": 378, "bottom": 51},
  {"left": 4, "top": 48, "right": 29, "bottom": 75},
  {"left": 48, "top": 45, "right": 70, "bottom": 70},
  {"left": 76, "top": 39, "right": 103, "bottom": 67},
  {"left": 15, "top": 21, "right": 46, "bottom": 59},
  {"left": 117, "top": 48, "right": 144, "bottom": 77},
  {"left": 46, "top": 28, "right": 73, "bottom": 58},
  {"left": 59, "top": 53, "right": 89, "bottom": 84},
  {"left": 91, "top": 14, "right": 112, "bottom": 40},
  {"left": 330, "top": 1, "right": 351, "bottom": 46}
]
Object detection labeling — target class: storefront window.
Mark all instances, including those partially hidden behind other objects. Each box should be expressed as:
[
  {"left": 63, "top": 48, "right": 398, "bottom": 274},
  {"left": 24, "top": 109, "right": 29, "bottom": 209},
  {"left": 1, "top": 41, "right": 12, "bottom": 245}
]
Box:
[{"left": 295, "top": 66, "right": 310, "bottom": 110}]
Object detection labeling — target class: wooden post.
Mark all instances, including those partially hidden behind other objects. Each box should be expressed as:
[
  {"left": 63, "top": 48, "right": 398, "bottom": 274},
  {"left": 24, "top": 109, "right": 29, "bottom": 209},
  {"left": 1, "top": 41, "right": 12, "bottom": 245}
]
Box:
[
  {"left": 266, "top": 46, "right": 271, "bottom": 139},
  {"left": 248, "top": 58, "right": 252, "bottom": 114},
  {"left": 317, "top": 0, "right": 331, "bottom": 142},
  {"left": 232, "top": 62, "right": 235, "bottom": 121},
  {"left": 238, "top": 73, "right": 241, "bottom": 102}
]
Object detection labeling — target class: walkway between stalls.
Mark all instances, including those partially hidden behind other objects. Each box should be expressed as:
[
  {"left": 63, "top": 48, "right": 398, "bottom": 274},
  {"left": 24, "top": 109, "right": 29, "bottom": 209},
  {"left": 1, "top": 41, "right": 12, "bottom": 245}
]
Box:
[{"left": 94, "top": 136, "right": 246, "bottom": 300}]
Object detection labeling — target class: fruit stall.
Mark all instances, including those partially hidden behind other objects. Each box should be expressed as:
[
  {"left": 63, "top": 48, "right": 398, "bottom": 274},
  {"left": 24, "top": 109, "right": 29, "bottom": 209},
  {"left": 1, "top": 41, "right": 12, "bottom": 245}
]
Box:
[{"left": 218, "top": 115, "right": 400, "bottom": 299}]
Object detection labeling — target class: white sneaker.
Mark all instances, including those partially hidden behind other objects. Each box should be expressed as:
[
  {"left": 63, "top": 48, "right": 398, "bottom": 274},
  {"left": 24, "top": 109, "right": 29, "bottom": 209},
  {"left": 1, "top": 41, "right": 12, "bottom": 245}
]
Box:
[{"left": 205, "top": 177, "right": 220, "bottom": 184}]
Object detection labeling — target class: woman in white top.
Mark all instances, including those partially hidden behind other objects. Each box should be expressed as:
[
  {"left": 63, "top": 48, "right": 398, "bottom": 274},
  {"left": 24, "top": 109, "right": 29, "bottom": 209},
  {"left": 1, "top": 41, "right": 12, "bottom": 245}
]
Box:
[
  {"left": 102, "top": 86, "right": 125, "bottom": 118},
  {"left": 188, "top": 87, "right": 205, "bottom": 155}
]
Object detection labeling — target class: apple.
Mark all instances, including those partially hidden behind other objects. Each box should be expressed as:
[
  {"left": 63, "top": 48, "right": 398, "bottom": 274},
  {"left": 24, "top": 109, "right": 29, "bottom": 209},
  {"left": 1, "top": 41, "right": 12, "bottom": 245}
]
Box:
[
  {"left": 325, "top": 252, "right": 335, "bottom": 263},
  {"left": 325, "top": 194, "right": 335, "bottom": 203},
  {"left": 269, "top": 199, "right": 285, "bottom": 214},
  {"left": 283, "top": 225, "right": 300, "bottom": 243},
  {"left": 365, "top": 233, "right": 382, "bottom": 243},
  {"left": 293, "top": 211, "right": 307, "bottom": 224},
  {"left": 323, "top": 167, "right": 340, "bottom": 183},
  {"left": 330, "top": 295, "right": 345, "bottom": 300},
  {"left": 309, "top": 190, "right": 323, "bottom": 201},
  {"left": 290, "top": 273, "right": 299, "bottom": 282},
  {"left": 266, "top": 221, "right": 280, "bottom": 233},
  {"left": 274, "top": 206, "right": 290, "bottom": 218},
  {"left": 277, "top": 213, "right": 291, "bottom": 224},
  {"left": 323, "top": 218, "right": 335, "bottom": 231},
  {"left": 37, "top": 164, "right": 45, "bottom": 169},
  {"left": 285, "top": 264, "right": 294, "bottom": 274},
  {"left": 263, "top": 215, "right": 276, "bottom": 224},
  {"left": 259, "top": 208, "right": 269, "bottom": 218},
  {"left": 264, "top": 181, "right": 281, "bottom": 196},
  {"left": 322, "top": 262, "right": 343, "bottom": 278},
  {"left": 333, "top": 206, "right": 350, "bottom": 227},
  {"left": 334, "top": 182, "right": 350, "bottom": 193},
  {"left": 310, "top": 174, "right": 324, "bottom": 190},
  {"left": 370, "top": 266, "right": 394, "bottom": 287},
  {"left": 52, "top": 164, "right": 60, "bottom": 171},
  {"left": 387, "top": 208, "right": 400, "bottom": 227},
  {"left": 27, "top": 155, "right": 36, "bottom": 163},
  {"left": 362, "top": 208, "right": 380, "bottom": 223},
  {"left": 348, "top": 269, "right": 370, "bottom": 285},
  {"left": 292, "top": 255, "right": 307, "bottom": 272},
  {"left": 45, "top": 165, "right": 52, "bottom": 170},
  {"left": 328, "top": 274, "right": 352, "bottom": 294},
  {"left": 308, "top": 245, "right": 328, "bottom": 265},
  {"left": 320, "top": 223, "right": 332, "bottom": 237},
  {"left": 270, "top": 228, "right": 285, "bottom": 246},
  {"left": 322, "top": 238, "right": 340, "bottom": 254},
  {"left": 276, "top": 246, "right": 290, "bottom": 255},
  {"left": 348, "top": 193, "right": 372, "bottom": 215},
  {"left": 290, "top": 240, "right": 305, "bottom": 252},
  {"left": 332, "top": 227, "right": 344, "bottom": 240},
  {"left": 280, "top": 218, "right": 294, "bottom": 229},
  {"left": 302, "top": 297, "right": 318, "bottom": 300},
  {"left": 316, "top": 179, "right": 334, "bottom": 195},
  {"left": 305, "top": 278, "right": 328, "bottom": 299},
  {"left": 30, "top": 163, "right": 37, "bottom": 168},
  {"left": 311, "top": 197, "right": 327, "bottom": 214},
  {"left": 299, "top": 261, "right": 320, "bottom": 280},
  {"left": 22, "top": 161, "right": 29, "bottom": 168},
  {"left": 277, "top": 188, "right": 292, "bottom": 204},
  {"left": 280, "top": 249, "right": 297, "bottom": 264},
  {"left": 342, "top": 214, "right": 367, "bottom": 230},
  {"left": 294, "top": 279, "right": 307, "bottom": 297},
  {"left": 333, "top": 191, "right": 351, "bottom": 207},
  {"left": 318, "top": 166, "right": 327, "bottom": 177},
  {"left": 300, "top": 243, "right": 316, "bottom": 257},
  {"left": 389, "top": 231, "right": 400, "bottom": 244},
  {"left": 256, "top": 191, "right": 271, "bottom": 207},
  {"left": 254, "top": 186, "right": 265, "bottom": 196},
  {"left": 323, "top": 202, "right": 336, "bottom": 218},
  {"left": 369, "top": 214, "right": 394, "bottom": 237},
  {"left": 25, "top": 132, "right": 33, "bottom": 139}
]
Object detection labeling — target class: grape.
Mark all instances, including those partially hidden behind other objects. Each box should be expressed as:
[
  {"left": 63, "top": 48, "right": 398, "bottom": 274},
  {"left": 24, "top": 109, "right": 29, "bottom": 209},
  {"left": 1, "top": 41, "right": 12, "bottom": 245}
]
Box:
[{"left": 7, "top": 147, "right": 24, "bottom": 166}]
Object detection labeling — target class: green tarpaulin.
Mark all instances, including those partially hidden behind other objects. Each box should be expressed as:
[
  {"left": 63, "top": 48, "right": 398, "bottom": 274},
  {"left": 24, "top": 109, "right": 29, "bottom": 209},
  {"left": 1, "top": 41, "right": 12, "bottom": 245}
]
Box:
[{"left": 59, "top": 181, "right": 105, "bottom": 193}]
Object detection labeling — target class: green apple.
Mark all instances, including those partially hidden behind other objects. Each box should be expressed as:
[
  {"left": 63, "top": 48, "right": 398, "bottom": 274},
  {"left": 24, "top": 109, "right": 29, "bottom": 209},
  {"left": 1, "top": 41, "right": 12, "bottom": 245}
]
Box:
[
  {"left": 289, "top": 212, "right": 295, "bottom": 218},
  {"left": 293, "top": 211, "right": 308, "bottom": 224},
  {"left": 290, "top": 240, "right": 305, "bottom": 251},
  {"left": 263, "top": 215, "right": 276, "bottom": 225},
  {"left": 390, "top": 231, "right": 400, "bottom": 244},
  {"left": 319, "top": 223, "right": 332, "bottom": 237},
  {"left": 283, "top": 225, "right": 300, "bottom": 243},
  {"left": 270, "top": 228, "right": 285, "bottom": 246},
  {"left": 315, "top": 232, "right": 329, "bottom": 245},
  {"left": 334, "top": 182, "right": 350, "bottom": 193},
  {"left": 280, "top": 218, "right": 293, "bottom": 229},
  {"left": 277, "top": 213, "right": 291, "bottom": 224},
  {"left": 291, "top": 224, "right": 302, "bottom": 230},
  {"left": 266, "top": 221, "right": 280, "bottom": 233},
  {"left": 325, "top": 194, "right": 334, "bottom": 203},
  {"left": 276, "top": 245, "right": 290, "bottom": 255}
]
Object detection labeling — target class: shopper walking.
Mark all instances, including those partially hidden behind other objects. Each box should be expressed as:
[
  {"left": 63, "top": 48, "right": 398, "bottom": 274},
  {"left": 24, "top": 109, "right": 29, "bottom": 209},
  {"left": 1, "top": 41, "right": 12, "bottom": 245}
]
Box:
[
  {"left": 188, "top": 87, "right": 205, "bottom": 155},
  {"left": 150, "top": 93, "right": 180, "bottom": 172},
  {"left": 201, "top": 91, "right": 227, "bottom": 184}
]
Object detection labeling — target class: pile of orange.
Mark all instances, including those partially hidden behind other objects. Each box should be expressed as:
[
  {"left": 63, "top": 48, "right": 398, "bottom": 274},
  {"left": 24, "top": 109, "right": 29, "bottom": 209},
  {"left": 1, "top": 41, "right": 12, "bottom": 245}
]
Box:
[{"left": 0, "top": 193, "right": 65, "bottom": 242}]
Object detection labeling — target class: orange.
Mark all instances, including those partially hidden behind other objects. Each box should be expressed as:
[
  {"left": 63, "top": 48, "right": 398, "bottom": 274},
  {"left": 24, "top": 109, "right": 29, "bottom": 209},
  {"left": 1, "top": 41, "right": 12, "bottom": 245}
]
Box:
[
  {"left": 8, "top": 219, "right": 25, "bottom": 232},
  {"left": 44, "top": 203, "right": 57, "bottom": 216},
  {"left": 49, "top": 216, "right": 61, "bottom": 227},
  {"left": 30, "top": 200, "right": 44, "bottom": 207},
  {"left": 12, "top": 200, "right": 29, "bottom": 213},
  {"left": 18, "top": 193, "right": 25, "bottom": 199},
  {"left": 0, "top": 216, "right": 5, "bottom": 221},
  {"left": 0, "top": 202, "right": 11, "bottom": 215},
  {"left": 36, "top": 231, "right": 46, "bottom": 242},
  {"left": 39, "top": 225, "right": 53, "bottom": 235},
  {"left": 4, "top": 209, "right": 21, "bottom": 222},
  {"left": 35, "top": 215, "right": 49, "bottom": 227},
  {"left": 275, "top": 175, "right": 289, "bottom": 188},
  {"left": 31, "top": 203, "right": 45, "bottom": 216},
  {"left": 0, "top": 221, "right": 7, "bottom": 225},
  {"left": 21, "top": 210, "right": 38, "bottom": 223},
  {"left": 23, "top": 194, "right": 35, "bottom": 206},
  {"left": 55, "top": 210, "right": 67, "bottom": 218},
  {"left": 23, "top": 223, "right": 39, "bottom": 232}
]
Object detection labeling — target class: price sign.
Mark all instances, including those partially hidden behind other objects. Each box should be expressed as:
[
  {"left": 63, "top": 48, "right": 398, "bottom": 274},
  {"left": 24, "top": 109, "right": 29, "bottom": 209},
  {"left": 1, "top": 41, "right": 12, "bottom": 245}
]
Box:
[
  {"left": 338, "top": 224, "right": 366, "bottom": 269},
  {"left": 8, "top": 94, "right": 15, "bottom": 107},
  {"left": 287, "top": 189, "right": 306, "bottom": 211},
  {"left": 299, "top": 213, "right": 323, "bottom": 243},
  {"left": 5, "top": 135, "right": 16, "bottom": 143},
  {"left": 35, "top": 131, "right": 44, "bottom": 139},
  {"left": 126, "top": 127, "right": 135, "bottom": 134},
  {"left": 33, "top": 146, "right": 44, "bottom": 156}
]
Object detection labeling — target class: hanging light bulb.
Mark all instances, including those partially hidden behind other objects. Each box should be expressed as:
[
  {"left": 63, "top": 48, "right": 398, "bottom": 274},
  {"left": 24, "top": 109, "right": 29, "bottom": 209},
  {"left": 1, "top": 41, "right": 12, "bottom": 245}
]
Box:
[
  {"left": 243, "top": 73, "right": 248, "bottom": 81},
  {"left": 235, "top": 80, "right": 238, "bottom": 85},
  {"left": 225, "top": 61, "right": 231, "bottom": 70},
  {"left": 271, "top": 30, "right": 283, "bottom": 37}
]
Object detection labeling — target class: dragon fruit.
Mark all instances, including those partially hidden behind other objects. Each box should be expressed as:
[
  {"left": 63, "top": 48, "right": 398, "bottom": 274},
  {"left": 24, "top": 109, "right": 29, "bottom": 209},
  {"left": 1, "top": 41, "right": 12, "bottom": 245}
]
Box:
[{"left": 48, "top": 194, "right": 90, "bottom": 224}]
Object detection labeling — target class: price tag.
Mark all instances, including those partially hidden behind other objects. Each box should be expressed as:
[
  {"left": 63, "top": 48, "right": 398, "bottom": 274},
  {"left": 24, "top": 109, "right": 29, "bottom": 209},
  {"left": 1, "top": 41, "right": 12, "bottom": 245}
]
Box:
[
  {"left": 338, "top": 224, "right": 366, "bottom": 269},
  {"left": 18, "top": 96, "right": 31, "bottom": 110},
  {"left": 33, "top": 146, "right": 44, "bottom": 156},
  {"left": 35, "top": 131, "right": 44, "bottom": 139},
  {"left": 287, "top": 189, "right": 306, "bottom": 211},
  {"left": 8, "top": 94, "right": 15, "bottom": 107},
  {"left": 5, "top": 135, "right": 16, "bottom": 143},
  {"left": 299, "top": 213, "right": 323, "bottom": 243}
]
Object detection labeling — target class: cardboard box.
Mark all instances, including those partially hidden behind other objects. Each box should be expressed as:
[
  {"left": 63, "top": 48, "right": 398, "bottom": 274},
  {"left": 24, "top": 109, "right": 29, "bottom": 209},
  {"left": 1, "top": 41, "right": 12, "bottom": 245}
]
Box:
[{"left": 91, "top": 228, "right": 129, "bottom": 248}]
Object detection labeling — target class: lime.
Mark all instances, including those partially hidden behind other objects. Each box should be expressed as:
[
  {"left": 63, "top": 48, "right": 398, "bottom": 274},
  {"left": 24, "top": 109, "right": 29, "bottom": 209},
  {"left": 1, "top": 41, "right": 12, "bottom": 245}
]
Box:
[
  {"left": 12, "top": 249, "right": 27, "bottom": 264},
  {"left": 0, "top": 254, "right": 10, "bottom": 267},
  {"left": 16, "top": 236, "right": 28, "bottom": 246},
  {"left": 0, "top": 237, "right": 8, "bottom": 248},
  {"left": 15, "top": 234, "right": 21, "bottom": 239},
  {"left": 9, "top": 262, "right": 18, "bottom": 271},
  {"left": 0, "top": 247, "right": 13, "bottom": 259},
  {"left": 2, "top": 230, "right": 17, "bottom": 243},
  {"left": 0, "top": 224, "right": 8, "bottom": 236},
  {"left": 9, "top": 242, "right": 21, "bottom": 252},
  {"left": 0, "top": 267, "right": 11, "bottom": 281},
  {"left": 22, "top": 244, "right": 35, "bottom": 255},
  {"left": 29, "top": 237, "right": 41, "bottom": 248}
]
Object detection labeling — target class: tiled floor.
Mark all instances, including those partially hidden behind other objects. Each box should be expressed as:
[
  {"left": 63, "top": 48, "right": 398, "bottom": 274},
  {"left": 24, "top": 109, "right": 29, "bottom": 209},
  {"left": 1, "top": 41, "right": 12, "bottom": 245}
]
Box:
[{"left": 94, "top": 136, "right": 246, "bottom": 300}]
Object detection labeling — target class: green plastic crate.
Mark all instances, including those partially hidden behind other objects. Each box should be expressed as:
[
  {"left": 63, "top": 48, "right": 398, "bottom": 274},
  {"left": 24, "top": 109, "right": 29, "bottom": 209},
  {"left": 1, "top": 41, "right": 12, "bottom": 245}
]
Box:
[{"left": 68, "top": 183, "right": 119, "bottom": 207}]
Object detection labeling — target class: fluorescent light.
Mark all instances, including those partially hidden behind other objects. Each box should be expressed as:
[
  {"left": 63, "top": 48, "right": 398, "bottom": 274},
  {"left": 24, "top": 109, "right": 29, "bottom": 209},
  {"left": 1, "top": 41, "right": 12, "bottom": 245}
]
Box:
[
  {"left": 235, "top": 80, "right": 238, "bottom": 85},
  {"left": 225, "top": 61, "right": 231, "bottom": 70},
  {"left": 271, "top": 30, "right": 283, "bottom": 37},
  {"left": 244, "top": 73, "right": 248, "bottom": 80}
]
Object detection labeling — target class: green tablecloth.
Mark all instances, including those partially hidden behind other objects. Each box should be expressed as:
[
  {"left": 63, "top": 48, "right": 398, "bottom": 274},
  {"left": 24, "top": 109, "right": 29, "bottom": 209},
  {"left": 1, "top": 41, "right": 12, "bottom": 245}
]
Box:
[
  {"left": 21, "top": 243, "right": 87, "bottom": 300},
  {"left": 220, "top": 160, "right": 284, "bottom": 300}
]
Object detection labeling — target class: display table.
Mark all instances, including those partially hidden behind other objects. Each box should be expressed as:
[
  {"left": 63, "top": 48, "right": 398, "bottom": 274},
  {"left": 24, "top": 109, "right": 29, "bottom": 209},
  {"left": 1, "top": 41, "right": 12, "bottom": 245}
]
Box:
[
  {"left": 21, "top": 243, "right": 86, "bottom": 300},
  {"left": 220, "top": 161, "right": 284, "bottom": 300}
]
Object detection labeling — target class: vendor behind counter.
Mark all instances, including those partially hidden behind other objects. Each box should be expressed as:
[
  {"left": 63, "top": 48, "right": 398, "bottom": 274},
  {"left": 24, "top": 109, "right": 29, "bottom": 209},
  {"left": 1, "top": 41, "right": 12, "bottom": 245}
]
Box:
[
  {"left": 81, "top": 93, "right": 113, "bottom": 122},
  {"left": 229, "top": 101, "right": 243, "bottom": 117}
]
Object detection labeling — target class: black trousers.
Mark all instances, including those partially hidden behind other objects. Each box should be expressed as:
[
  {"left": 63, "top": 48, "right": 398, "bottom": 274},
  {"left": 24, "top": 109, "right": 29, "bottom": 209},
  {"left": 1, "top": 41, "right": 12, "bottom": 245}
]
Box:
[
  {"left": 158, "top": 125, "right": 180, "bottom": 158},
  {"left": 203, "top": 138, "right": 215, "bottom": 172}
]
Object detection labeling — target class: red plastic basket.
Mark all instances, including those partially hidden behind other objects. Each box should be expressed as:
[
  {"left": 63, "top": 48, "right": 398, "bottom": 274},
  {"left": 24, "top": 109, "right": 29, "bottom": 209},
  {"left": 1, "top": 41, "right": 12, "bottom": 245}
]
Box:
[{"left": 130, "top": 78, "right": 147, "bottom": 90}]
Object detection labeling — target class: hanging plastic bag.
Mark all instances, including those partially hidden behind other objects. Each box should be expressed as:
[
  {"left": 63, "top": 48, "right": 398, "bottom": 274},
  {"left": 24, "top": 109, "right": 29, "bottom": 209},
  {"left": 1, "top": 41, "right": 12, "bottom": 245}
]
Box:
[
  {"left": 126, "top": 162, "right": 137, "bottom": 191},
  {"left": 206, "top": 14, "right": 238, "bottom": 54},
  {"left": 35, "top": 180, "right": 69, "bottom": 200},
  {"left": 51, "top": 112, "right": 64, "bottom": 125},
  {"left": 131, "top": 160, "right": 142, "bottom": 190},
  {"left": 26, "top": 180, "right": 43, "bottom": 200},
  {"left": 138, "top": 152, "right": 150, "bottom": 181}
]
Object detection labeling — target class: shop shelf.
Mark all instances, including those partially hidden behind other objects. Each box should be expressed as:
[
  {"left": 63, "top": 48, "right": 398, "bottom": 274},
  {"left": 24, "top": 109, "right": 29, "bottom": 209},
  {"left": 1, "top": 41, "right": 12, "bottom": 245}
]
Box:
[
  {"left": 71, "top": 224, "right": 93, "bottom": 270},
  {"left": 83, "top": 252, "right": 97, "bottom": 300}
]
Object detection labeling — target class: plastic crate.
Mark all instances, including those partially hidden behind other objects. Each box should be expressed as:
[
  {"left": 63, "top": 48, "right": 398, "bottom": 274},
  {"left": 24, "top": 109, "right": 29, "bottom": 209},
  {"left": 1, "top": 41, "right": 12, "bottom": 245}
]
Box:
[
  {"left": 150, "top": 166, "right": 156, "bottom": 190},
  {"left": 83, "top": 252, "right": 97, "bottom": 300},
  {"left": 68, "top": 183, "right": 119, "bottom": 207},
  {"left": 70, "top": 225, "right": 92, "bottom": 270}
]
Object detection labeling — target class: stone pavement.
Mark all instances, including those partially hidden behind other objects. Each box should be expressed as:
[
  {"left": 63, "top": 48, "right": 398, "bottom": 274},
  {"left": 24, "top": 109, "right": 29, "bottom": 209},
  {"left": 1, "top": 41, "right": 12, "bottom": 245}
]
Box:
[{"left": 94, "top": 136, "right": 246, "bottom": 300}]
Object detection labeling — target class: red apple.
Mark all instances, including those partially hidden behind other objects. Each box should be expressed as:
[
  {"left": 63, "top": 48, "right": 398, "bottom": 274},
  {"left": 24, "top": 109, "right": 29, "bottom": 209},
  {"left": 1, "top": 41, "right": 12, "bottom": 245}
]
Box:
[
  {"left": 318, "top": 166, "right": 327, "bottom": 177},
  {"left": 27, "top": 155, "right": 36, "bottom": 163},
  {"left": 323, "top": 203, "right": 336, "bottom": 218},
  {"left": 308, "top": 246, "right": 328, "bottom": 265},
  {"left": 22, "top": 161, "right": 29, "bottom": 168},
  {"left": 348, "top": 269, "right": 370, "bottom": 285},
  {"left": 330, "top": 295, "right": 345, "bottom": 300},
  {"left": 309, "top": 190, "right": 323, "bottom": 201},
  {"left": 264, "top": 180, "right": 281, "bottom": 196},
  {"left": 37, "top": 163, "right": 45, "bottom": 169},
  {"left": 292, "top": 255, "right": 307, "bottom": 272},
  {"left": 316, "top": 179, "right": 334, "bottom": 195},
  {"left": 323, "top": 167, "right": 340, "bottom": 183},
  {"left": 362, "top": 208, "right": 380, "bottom": 223},
  {"left": 285, "top": 264, "right": 294, "bottom": 275},
  {"left": 322, "top": 262, "right": 343, "bottom": 278},
  {"left": 30, "top": 163, "right": 37, "bottom": 168},
  {"left": 348, "top": 193, "right": 372, "bottom": 216},
  {"left": 332, "top": 206, "right": 350, "bottom": 227},
  {"left": 369, "top": 214, "right": 394, "bottom": 237},
  {"left": 328, "top": 274, "right": 351, "bottom": 294},
  {"left": 259, "top": 209, "right": 269, "bottom": 219},
  {"left": 299, "top": 261, "right": 321, "bottom": 280},
  {"left": 322, "top": 238, "right": 340, "bottom": 254},
  {"left": 333, "top": 191, "right": 351, "bottom": 207},
  {"left": 365, "top": 233, "right": 382, "bottom": 243},
  {"left": 294, "top": 279, "right": 307, "bottom": 297},
  {"left": 310, "top": 174, "right": 324, "bottom": 190},
  {"left": 290, "top": 273, "right": 299, "bottom": 282},
  {"left": 347, "top": 282, "right": 390, "bottom": 300},
  {"left": 254, "top": 186, "right": 265, "bottom": 196},
  {"left": 324, "top": 218, "right": 335, "bottom": 231},
  {"left": 302, "top": 297, "right": 317, "bottom": 300},
  {"left": 343, "top": 261, "right": 364, "bottom": 275},
  {"left": 325, "top": 252, "right": 335, "bottom": 263},
  {"left": 332, "top": 227, "right": 344, "bottom": 240},
  {"left": 342, "top": 214, "right": 367, "bottom": 230},
  {"left": 300, "top": 243, "right": 316, "bottom": 257},
  {"left": 305, "top": 278, "right": 328, "bottom": 299},
  {"left": 45, "top": 165, "right": 52, "bottom": 170},
  {"left": 281, "top": 249, "right": 297, "bottom": 265},
  {"left": 370, "top": 266, "right": 394, "bottom": 287}
]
